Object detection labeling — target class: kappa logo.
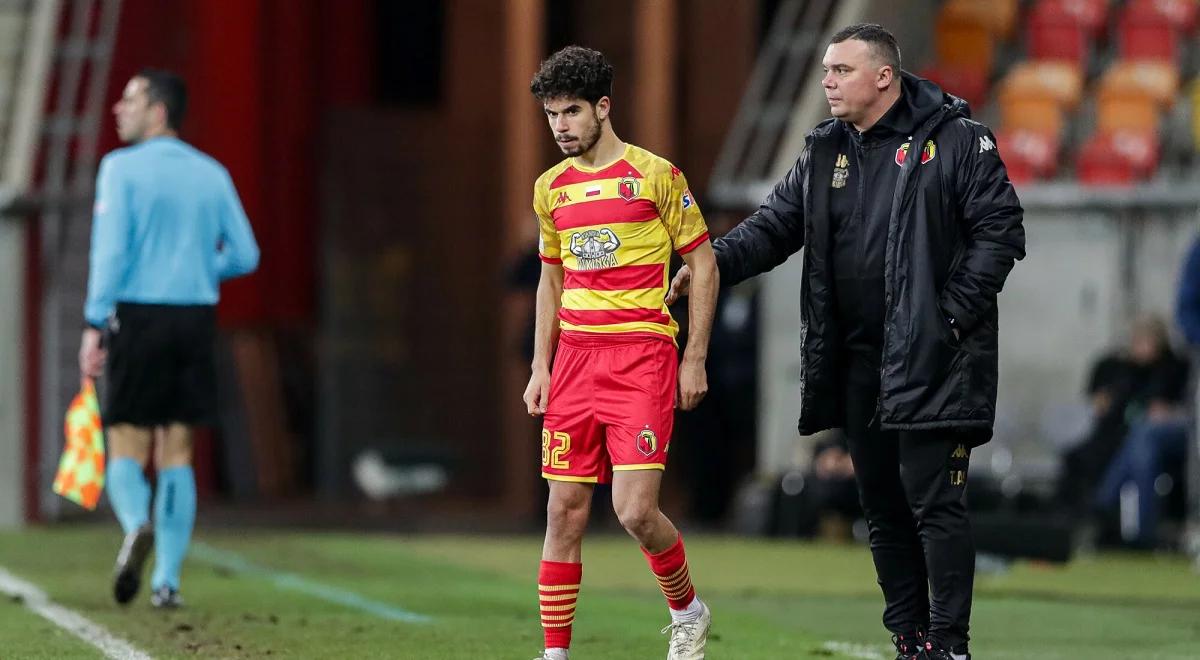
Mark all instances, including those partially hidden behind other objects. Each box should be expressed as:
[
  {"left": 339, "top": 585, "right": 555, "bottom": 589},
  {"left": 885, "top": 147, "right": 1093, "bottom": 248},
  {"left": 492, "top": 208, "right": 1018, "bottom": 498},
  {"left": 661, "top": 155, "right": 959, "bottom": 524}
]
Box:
[
  {"left": 569, "top": 227, "right": 620, "bottom": 270},
  {"left": 669, "top": 165, "right": 682, "bottom": 180},
  {"left": 951, "top": 443, "right": 968, "bottom": 459},
  {"left": 636, "top": 427, "right": 658, "bottom": 457},
  {"left": 554, "top": 190, "right": 572, "bottom": 207},
  {"left": 979, "top": 135, "right": 996, "bottom": 153}
]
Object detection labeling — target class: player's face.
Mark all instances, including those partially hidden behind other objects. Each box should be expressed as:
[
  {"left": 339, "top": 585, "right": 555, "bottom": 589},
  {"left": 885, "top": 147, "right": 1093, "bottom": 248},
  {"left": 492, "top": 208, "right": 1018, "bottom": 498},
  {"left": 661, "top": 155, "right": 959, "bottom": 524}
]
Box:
[
  {"left": 112, "top": 77, "right": 154, "bottom": 143},
  {"left": 544, "top": 97, "right": 605, "bottom": 157},
  {"left": 821, "top": 40, "right": 890, "bottom": 124}
]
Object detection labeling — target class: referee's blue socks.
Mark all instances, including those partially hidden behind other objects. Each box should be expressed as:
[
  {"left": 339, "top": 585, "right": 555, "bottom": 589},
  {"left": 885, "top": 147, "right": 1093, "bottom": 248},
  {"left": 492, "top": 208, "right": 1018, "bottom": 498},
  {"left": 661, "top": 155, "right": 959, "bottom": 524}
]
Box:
[
  {"left": 106, "top": 457, "right": 151, "bottom": 534},
  {"left": 151, "top": 465, "right": 196, "bottom": 590}
]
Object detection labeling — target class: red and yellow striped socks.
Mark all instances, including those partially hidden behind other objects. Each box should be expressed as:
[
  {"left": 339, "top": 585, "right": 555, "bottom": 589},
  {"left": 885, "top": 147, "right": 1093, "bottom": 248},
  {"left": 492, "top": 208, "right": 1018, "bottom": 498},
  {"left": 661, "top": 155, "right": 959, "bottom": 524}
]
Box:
[
  {"left": 538, "top": 560, "right": 582, "bottom": 650},
  {"left": 642, "top": 534, "right": 696, "bottom": 610}
]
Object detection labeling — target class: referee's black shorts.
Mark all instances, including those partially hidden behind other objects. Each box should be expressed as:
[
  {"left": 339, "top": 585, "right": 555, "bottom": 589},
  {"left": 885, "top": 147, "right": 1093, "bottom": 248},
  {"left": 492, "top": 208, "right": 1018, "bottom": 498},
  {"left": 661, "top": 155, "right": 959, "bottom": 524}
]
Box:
[{"left": 102, "top": 302, "right": 218, "bottom": 427}]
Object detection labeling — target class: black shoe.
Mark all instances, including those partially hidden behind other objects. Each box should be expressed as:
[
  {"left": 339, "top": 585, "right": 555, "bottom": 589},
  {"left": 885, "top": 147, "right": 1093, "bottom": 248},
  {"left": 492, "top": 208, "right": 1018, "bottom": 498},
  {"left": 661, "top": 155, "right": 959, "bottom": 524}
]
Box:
[
  {"left": 891, "top": 631, "right": 926, "bottom": 660},
  {"left": 923, "top": 641, "right": 970, "bottom": 660},
  {"left": 150, "top": 585, "right": 184, "bottom": 609},
  {"left": 112, "top": 524, "right": 154, "bottom": 605}
]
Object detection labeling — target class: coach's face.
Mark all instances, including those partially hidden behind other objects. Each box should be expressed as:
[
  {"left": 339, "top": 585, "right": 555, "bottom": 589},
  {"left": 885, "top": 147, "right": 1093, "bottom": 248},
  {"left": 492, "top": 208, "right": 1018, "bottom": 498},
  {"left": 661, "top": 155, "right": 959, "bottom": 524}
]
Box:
[
  {"left": 544, "top": 96, "right": 607, "bottom": 157},
  {"left": 112, "top": 77, "right": 160, "bottom": 144},
  {"left": 821, "top": 39, "right": 891, "bottom": 125}
]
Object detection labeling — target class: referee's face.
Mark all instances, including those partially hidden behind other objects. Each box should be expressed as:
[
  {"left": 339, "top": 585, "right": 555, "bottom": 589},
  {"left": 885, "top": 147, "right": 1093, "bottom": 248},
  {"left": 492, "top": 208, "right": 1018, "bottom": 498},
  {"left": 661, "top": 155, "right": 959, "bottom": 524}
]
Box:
[
  {"left": 113, "top": 77, "right": 153, "bottom": 144},
  {"left": 821, "top": 40, "right": 887, "bottom": 125},
  {"left": 544, "top": 97, "right": 606, "bottom": 157}
]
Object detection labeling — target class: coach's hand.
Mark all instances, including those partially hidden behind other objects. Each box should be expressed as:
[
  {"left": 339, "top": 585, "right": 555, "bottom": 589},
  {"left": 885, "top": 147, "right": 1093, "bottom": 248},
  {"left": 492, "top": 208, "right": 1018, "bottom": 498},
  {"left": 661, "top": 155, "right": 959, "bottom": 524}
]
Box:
[
  {"left": 664, "top": 265, "right": 692, "bottom": 305},
  {"left": 523, "top": 368, "right": 551, "bottom": 416},
  {"left": 677, "top": 357, "right": 708, "bottom": 411},
  {"left": 79, "top": 328, "right": 105, "bottom": 380}
]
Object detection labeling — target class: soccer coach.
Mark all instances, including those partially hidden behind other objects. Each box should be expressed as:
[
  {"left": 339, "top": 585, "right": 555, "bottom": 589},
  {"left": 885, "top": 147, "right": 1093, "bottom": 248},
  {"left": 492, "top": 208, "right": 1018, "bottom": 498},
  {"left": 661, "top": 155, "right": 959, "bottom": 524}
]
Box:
[{"left": 667, "top": 24, "right": 1024, "bottom": 659}]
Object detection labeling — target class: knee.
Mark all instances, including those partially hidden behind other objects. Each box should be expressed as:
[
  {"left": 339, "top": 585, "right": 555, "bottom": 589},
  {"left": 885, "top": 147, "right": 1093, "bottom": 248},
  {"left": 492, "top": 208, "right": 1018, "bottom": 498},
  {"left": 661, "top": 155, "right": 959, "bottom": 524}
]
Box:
[
  {"left": 614, "top": 500, "right": 657, "bottom": 539},
  {"left": 546, "top": 494, "right": 589, "bottom": 537}
]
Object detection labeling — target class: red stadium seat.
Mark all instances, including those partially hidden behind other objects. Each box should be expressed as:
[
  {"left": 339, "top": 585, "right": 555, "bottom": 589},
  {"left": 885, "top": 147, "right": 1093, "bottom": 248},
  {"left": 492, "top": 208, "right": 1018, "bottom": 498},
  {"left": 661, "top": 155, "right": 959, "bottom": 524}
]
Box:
[
  {"left": 920, "top": 65, "right": 990, "bottom": 109},
  {"left": 1028, "top": 2, "right": 1092, "bottom": 65},
  {"left": 1118, "top": 4, "right": 1179, "bottom": 61},
  {"left": 1076, "top": 131, "right": 1161, "bottom": 185},
  {"left": 995, "top": 129, "right": 1060, "bottom": 181},
  {"left": 1126, "top": 0, "right": 1198, "bottom": 33},
  {"left": 1038, "top": 0, "right": 1110, "bottom": 40}
]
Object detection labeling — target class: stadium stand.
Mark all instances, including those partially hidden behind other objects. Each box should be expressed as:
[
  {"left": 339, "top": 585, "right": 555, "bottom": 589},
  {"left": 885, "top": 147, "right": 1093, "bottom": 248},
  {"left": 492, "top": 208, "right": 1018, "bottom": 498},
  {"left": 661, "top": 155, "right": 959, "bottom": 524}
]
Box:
[{"left": 927, "top": 0, "right": 1200, "bottom": 185}]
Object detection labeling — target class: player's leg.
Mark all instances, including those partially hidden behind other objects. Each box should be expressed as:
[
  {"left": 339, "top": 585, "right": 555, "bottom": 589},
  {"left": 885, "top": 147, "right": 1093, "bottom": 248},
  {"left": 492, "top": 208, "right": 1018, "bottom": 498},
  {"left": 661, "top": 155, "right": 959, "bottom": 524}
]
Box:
[
  {"left": 539, "top": 480, "right": 593, "bottom": 659},
  {"left": 603, "top": 338, "right": 709, "bottom": 658},
  {"left": 149, "top": 423, "right": 195, "bottom": 607},
  {"left": 536, "top": 335, "right": 605, "bottom": 660}
]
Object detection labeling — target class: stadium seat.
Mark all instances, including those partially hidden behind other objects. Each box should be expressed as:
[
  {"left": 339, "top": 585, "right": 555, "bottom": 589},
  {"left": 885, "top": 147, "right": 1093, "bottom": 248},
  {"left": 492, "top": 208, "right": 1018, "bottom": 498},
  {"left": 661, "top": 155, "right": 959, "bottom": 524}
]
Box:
[
  {"left": 997, "top": 60, "right": 1085, "bottom": 111},
  {"left": 1096, "top": 95, "right": 1161, "bottom": 134},
  {"left": 1037, "top": 0, "right": 1110, "bottom": 40},
  {"left": 1097, "top": 60, "right": 1180, "bottom": 110},
  {"left": 996, "top": 129, "right": 1061, "bottom": 182},
  {"left": 1028, "top": 0, "right": 1094, "bottom": 65},
  {"left": 939, "top": 0, "right": 1020, "bottom": 40},
  {"left": 936, "top": 12, "right": 995, "bottom": 72},
  {"left": 1001, "top": 95, "right": 1064, "bottom": 137},
  {"left": 1077, "top": 130, "right": 1161, "bottom": 184},
  {"left": 1125, "top": 0, "right": 1198, "bottom": 33},
  {"left": 1118, "top": 4, "right": 1179, "bottom": 61},
  {"left": 920, "top": 64, "right": 990, "bottom": 109}
]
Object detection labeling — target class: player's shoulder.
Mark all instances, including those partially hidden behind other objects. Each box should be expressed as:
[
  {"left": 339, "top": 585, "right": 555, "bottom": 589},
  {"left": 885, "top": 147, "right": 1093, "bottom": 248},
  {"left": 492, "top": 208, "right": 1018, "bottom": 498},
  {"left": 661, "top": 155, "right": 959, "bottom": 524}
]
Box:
[
  {"left": 535, "top": 158, "right": 574, "bottom": 192},
  {"left": 624, "top": 144, "right": 682, "bottom": 181}
]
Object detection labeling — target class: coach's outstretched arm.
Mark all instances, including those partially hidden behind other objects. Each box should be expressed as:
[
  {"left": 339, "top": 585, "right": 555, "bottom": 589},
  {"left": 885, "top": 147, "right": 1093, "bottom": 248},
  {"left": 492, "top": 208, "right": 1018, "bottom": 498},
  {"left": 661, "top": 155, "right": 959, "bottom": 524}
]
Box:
[
  {"left": 523, "top": 262, "right": 564, "bottom": 416},
  {"left": 677, "top": 241, "right": 718, "bottom": 411},
  {"left": 666, "top": 148, "right": 808, "bottom": 303}
]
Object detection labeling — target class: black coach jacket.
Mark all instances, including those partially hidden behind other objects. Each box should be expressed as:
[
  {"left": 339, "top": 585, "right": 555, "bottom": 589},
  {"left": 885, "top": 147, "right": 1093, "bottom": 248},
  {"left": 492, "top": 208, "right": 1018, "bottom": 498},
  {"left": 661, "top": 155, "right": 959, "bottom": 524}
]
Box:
[{"left": 714, "top": 72, "right": 1026, "bottom": 446}]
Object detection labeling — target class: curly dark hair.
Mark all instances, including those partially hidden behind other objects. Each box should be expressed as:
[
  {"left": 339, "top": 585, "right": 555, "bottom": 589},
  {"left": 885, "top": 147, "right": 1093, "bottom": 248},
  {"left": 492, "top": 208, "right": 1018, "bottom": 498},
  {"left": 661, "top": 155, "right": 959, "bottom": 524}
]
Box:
[{"left": 529, "top": 45, "right": 613, "bottom": 104}]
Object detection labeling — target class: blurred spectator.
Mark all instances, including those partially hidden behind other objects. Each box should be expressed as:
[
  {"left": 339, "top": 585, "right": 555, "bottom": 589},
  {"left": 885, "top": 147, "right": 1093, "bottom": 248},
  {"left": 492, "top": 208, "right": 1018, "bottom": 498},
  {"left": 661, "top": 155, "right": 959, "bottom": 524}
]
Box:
[
  {"left": 1089, "top": 315, "right": 1189, "bottom": 548},
  {"left": 806, "top": 434, "right": 861, "bottom": 541},
  {"left": 1055, "top": 316, "right": 1184, "bottom": 514}
]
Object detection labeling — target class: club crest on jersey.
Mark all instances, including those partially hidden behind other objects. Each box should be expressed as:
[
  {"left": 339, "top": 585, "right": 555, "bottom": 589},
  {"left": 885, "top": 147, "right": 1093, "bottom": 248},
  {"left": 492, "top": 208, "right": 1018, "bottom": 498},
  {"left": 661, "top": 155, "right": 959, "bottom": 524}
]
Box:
[
  {"left": 636, "top": 427, "right": 658, "bottom": 457},
  {"left": 568, "top": 227, "right": 620, "bottom": 270},
  {"left": 617, "top": 176, "right": 640, "bottom": 202},
  {"left": 895, "top": 139, "right": 937, "bottom": 167}
]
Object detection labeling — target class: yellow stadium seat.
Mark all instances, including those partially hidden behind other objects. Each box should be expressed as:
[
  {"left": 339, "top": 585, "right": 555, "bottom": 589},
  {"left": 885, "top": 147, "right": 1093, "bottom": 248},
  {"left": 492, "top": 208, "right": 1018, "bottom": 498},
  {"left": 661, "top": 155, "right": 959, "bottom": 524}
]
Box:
[
  {"left": 1098, "top": 60, "right": 1180, "bottom": 110},
  {"left": 1000, "top": 95, "right": 1063, "bottom": 136},
  {"left": 998, "top": 60, "right": 1085, "bottom": 111},
  {"left": 1096, "top": 95, "right": 1161, "bottom": 133},
  {"left": 941, "top": 0, "right": 1019, "bottom": 40},
  {"left": 936, "top": 14, "right": 995, "bottom": 72}
]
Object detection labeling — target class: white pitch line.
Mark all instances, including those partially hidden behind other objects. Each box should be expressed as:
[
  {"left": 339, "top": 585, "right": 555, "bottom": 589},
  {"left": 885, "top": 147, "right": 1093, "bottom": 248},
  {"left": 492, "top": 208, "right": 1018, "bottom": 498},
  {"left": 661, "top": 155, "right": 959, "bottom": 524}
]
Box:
[
  {"left": 0, "top": 566, "right": 153, "bottom": 660},
  {"left": 822, "top": 640, "right": 887, "bottom": 659}
]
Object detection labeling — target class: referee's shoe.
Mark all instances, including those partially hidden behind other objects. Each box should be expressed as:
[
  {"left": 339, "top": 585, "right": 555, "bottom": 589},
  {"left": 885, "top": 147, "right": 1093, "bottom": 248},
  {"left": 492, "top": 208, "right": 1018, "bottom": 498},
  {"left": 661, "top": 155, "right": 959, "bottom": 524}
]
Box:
[{"left": 112, "top": 523, "right": 154, "bottom": 605}]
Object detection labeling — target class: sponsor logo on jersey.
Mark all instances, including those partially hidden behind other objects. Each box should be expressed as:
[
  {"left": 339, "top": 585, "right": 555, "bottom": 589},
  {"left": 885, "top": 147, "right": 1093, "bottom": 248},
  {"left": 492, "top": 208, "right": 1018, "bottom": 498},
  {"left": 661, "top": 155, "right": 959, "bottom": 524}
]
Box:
[
  {"left": 681, "top": 190, "right": 694, "bottom": 209},
  {"left": 585, "top": 184, "right": 602, "bottom": 197},
  {"left": 568, "top": 227, "right": 621, "bottom": 270}
]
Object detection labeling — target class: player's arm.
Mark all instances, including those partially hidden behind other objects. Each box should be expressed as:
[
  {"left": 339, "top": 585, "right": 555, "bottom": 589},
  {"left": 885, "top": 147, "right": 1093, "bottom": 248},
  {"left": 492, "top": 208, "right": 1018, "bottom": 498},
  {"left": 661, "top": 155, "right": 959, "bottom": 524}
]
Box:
[
  {"left": 215, "top": 168, "right": 260, "bottom": 280},
  {"left": 523, "top": 261, "right": 563, "bottom": 416},
  {"left": 678, "top": 240, "right": 717, "bottom": 411},
  {"left": 666, "top": 149, "right": 807, "bottom": 304},
  {"left": 80, "top": 155, "right": 131, "bottom": 378}
]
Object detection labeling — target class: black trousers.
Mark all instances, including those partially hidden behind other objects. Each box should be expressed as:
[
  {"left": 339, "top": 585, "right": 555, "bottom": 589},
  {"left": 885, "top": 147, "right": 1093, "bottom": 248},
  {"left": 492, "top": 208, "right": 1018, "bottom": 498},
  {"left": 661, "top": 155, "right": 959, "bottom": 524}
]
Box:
[{"left": 842, "top": 364, "right": 974, "bottom": 649}]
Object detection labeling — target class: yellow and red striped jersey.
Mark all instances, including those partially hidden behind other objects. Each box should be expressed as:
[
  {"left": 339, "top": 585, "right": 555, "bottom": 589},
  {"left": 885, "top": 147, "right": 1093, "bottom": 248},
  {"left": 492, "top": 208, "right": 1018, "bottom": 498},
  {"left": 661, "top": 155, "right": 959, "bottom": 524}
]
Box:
[{"left": 533, "top": 144, "right": 710, "bottom": 342}]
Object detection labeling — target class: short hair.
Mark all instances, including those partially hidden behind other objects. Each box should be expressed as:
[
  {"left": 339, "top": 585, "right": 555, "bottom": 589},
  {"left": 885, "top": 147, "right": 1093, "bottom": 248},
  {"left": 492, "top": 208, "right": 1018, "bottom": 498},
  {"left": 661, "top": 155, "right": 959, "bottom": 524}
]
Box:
[
  {"left": 137, "top": 68, "right": 187, "bottom": 131},
  {"left": 529, "top": 45, "right": 613, "bottom": 105},
  {"left": 829, "top": 23, "right": 901, "bottom": 75}
]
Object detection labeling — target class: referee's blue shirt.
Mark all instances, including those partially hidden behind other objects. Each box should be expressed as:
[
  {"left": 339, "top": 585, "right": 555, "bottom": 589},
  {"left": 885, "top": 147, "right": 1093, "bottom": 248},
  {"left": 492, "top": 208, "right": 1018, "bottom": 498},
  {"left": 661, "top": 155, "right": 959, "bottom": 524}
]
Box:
[{"left": 84, "top": 136, "right": 260, "bottom": 328}]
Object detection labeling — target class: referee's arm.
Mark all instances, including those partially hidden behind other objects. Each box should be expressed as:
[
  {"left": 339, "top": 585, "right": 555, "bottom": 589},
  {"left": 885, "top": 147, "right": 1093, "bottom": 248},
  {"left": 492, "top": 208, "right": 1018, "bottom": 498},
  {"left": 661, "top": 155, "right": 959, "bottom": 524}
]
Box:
[
  {"left": 83, "top": 155, "right": 132, "bottom": 329},
  {"left": 215, "top": 169, "right": 260, "bottom": 280}
]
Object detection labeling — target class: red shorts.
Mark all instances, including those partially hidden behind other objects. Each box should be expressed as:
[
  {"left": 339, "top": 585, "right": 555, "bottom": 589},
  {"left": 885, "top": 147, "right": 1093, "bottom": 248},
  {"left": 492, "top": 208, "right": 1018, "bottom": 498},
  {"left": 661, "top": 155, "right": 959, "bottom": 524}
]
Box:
[{"left": 541, "top": 332, "right": 678, "bottom": 484}]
